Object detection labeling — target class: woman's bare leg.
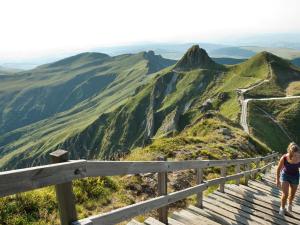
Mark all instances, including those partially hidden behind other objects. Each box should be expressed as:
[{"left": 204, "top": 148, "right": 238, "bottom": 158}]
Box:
[
  {"left": 288, "top": 184, "right": 298, "bottom": 205},
  {"left": 281, "top": 181, "right": 289, "bottom": 208}
]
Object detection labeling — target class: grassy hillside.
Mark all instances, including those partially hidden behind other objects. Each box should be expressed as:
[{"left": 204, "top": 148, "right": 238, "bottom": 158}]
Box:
[
  {"left": 244, "top": 52, "right": 300, "bottom": 98},
  {"left": 0, "top": 52, "right": 175, "bottom": 169},
  {"left": 0, "top": 113, "right": 270, "bottom": 225},
  {"left": 0, "top": 52, "right": 175, "bottom": 135},
  {"left": 248, "top": 99, "right": 300, "bottom": 152},
  {"left": 191, "top": 52, "right": 270, "bottom": 121}
]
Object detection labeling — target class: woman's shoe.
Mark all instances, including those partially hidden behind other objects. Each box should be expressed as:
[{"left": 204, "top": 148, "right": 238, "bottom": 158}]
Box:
[
  {"left": 279, "top": 207, "right": 285, "bottom": 215},
  {"left": 287, "top": 204, "right": 292, "bottom": 212}
]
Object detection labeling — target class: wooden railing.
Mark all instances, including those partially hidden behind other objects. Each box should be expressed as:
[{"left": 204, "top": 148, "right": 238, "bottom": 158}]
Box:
[{"left": 0, "top": 150, "right": 278, "bottom": 225}]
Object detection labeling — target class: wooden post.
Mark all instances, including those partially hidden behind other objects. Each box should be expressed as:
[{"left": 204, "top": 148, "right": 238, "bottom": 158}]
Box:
[
  {"left": 244, "top": 163, "right": 250, "bottom": 185},
  {"left": 264, "top": 156, "right": 269, "bottom": 175},
  {"left": 157, "top": 156, "right": 168, "bottom": 224},
  {"left": 254, "top": 159, "right": 260, "bottom": 179},
  {"left": 196, "top": 168, "right": 203, "bottom": 208},
  {"left": 235, "top": 164, "right": 240, "bottom": 185},
  {"left": 219, "top": 166, "right": 226, "bottom": 193},
  {"left": 50, "top": 150, "right": 77, "bottom": 225}
]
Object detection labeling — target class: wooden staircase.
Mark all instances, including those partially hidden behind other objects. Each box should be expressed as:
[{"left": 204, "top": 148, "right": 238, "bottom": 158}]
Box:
[{"left": 129, "top": 166, "right": 300, "bottom": 225}]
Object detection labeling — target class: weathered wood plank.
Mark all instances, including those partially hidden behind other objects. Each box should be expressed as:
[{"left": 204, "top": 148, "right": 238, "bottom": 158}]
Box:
[
  {"left": 235, "top": 164, "right": 240, "bottom": 185},
  {"left": 157, "top": 157, "right": 168, "bottom": 224},
  {"left": 187, "top": 205, "right": 238, "bottom": 225},
  {"left": 127, "top": 220, "right": 143, "bottom": 225},
  {"left": 219, "top": 166, "right": 226, "bottom": 193},
  {"left": 167, "top": 217, "right": 185, "bottom": 225},
  {"left": 0, "top": 160, "right": 86, "bottom": 197},
  {"left": 203, "top": 200, "right": 261, "bottom": 225},
  {"left": 244, "top": 163, "right": 250, "bottom": 185},
  {"left": 50, "top": 150, "right": 78, "bottom": 225},
  {"left": 144, "top": 217, "right": 165, "bottom": 225},
  {"left": 178, "top": 209, "right": 221, "bottom": 225},
  {"left": 225, "top": 185, "right": 300, "bottom": 215},
  {"left": 0, "top": 153, "right": 277, "bottom": 198},
  {"left": 196, "top": 168, "right": 203, "bottom": 208},
  {"left": 213, "top": 190, "right": 300, "bottom": 225},
  {"left": 208, "top": 193, "right": 281, "bottom": 225},
  {"left": 86, "top": 154, "right": 277, "bottom": 177}
]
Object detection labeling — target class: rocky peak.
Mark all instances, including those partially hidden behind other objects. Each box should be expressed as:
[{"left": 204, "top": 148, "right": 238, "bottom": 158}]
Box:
[{"left": 174, "top": 45, "right": 217, "bottom": 71}]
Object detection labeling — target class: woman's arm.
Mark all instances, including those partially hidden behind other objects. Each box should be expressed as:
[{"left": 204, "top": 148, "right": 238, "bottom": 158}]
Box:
[{"left": 276, "top": 156, "right": 284, "bottom": 187}]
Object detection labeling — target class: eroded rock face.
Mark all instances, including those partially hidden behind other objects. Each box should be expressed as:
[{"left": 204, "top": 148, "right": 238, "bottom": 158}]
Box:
[{"left": 174, "top": 45, "right": 218, "bottom": 71}]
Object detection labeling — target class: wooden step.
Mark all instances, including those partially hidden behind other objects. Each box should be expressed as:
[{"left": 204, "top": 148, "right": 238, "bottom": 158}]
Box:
[
  {"left": 144, "top": 217, "right": 164, "bottom": 225},
  {"left": 178, "top": 209, "right": 220, "bottom": 225},
  {"left": 134, "top": 168, "right": 300, "bottom": 225},
  {"left": 249, "top": 181, "right": 300, "bottom": 202},
  {"left": 203, "top": 197, "right": 264, "bottom": 225},
  {"left": 127, "top": 219, "right": 143, "bottom": 225},
  {"left": 187, "top": 205, "right": 238, "bottom": 225},
  {"left": 211, "top": 191, "right": 300, "bottom": 225},
  {"left": 225, "top": 184, "right": 300, "bottom": 215},
  {"left": 167, "top": 217, "right": 185, "bottom": 225}
]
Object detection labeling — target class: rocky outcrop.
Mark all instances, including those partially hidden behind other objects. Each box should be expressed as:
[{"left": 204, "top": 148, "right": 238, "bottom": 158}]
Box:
[{"left": 174, "top": 45, "right": 219, "bottom": 71}]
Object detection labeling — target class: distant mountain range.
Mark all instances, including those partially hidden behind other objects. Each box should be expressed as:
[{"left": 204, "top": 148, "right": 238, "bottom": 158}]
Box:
[{"left": 2, "top": 40, "right": 300, "bottom": 70}]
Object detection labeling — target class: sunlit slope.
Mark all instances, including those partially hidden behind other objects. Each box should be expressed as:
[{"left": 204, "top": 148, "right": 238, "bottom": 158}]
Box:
[
  {"left": 248, "top": 99, "right": 300, "bottom": 152},
  {"left": 0, "top": 52, "right": 175, "bottom": 169},
  {"left": 0, "top": 52, "right": 175, "bottom": 134},
  {"left": 245, "top": 52, "right": 300, "bottom": 98}
]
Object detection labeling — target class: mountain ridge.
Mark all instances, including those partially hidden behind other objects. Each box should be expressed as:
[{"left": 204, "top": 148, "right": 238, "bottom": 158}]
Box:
[{"left": 1, "top": 46, "right": 300, "bottom": 170}]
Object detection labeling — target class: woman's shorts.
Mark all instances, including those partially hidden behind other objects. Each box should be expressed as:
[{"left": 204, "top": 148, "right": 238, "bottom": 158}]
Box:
[{"left": 280, "top": 172, "right": 300, "bottom": 185}]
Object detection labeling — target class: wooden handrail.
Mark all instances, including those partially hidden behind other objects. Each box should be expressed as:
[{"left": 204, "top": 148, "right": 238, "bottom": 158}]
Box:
[
  {"left": 0, "top": 153, "right": 277, "bottom": 198},
  {"left": 0, "top": 151, "right": 278, "bottom": 225},
  {"left": 73, "top": 162, "right": 275, "bottom": 225}
]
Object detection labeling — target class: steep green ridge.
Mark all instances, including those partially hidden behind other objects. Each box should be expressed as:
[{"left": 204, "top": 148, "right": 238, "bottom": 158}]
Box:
[
  {"left": 248, "top": 99, "right": 300, "bottom": 152},
  {"left": 61, "top": 67, "right": 221, "bottom": 160},
  {"left": 0, "top": 52, "right": 175, "bottom": 169},
  {"left": 245, "top": 52, "right": 300, "bottom": 98},
  {"left": 191, "top": 52, "right": 270, "bottom": 120},
  {"left": 174, "top": 45, "right": 222, "bottom": 71},
  {"left": 0, "top": 52, "right": 175, "bottom": 135}
]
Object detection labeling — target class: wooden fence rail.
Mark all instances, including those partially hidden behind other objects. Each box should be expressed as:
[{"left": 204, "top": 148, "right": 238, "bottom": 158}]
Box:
[{"left": 0, "top": 150, "right": 278, "bottom": 225}]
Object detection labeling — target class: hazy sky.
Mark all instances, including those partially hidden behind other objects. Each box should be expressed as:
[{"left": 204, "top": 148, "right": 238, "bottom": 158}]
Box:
[{"left": 1, "top": 0, "right": 300, "bottom": 60}]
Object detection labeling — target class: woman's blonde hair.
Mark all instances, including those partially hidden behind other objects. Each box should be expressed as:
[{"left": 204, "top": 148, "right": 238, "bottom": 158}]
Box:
[{"left": 287, "top": 142, "right": 300, "bottom": 157}]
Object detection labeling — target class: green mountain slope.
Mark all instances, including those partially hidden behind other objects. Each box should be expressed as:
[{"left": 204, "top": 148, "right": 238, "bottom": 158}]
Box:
[
  {"left": 0, "top": 45, "right": 268, "bottom": 169},
  {"left": 245, "top": 52, "right": 300, "bottom": 98},
  {"left": 248, "top": 99, "right": 300, "bottom": 152},
  {"left": 0, "top": 52, "right": 175, "bottom": 169},
  {"left": 0, "top": 52, "right": 175, "bottom": 135},
  {"left": 2, "top": 45, "right": 299, "bottom": 170}
]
